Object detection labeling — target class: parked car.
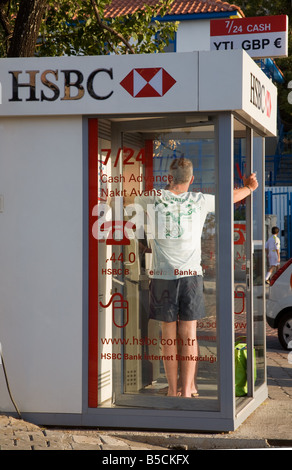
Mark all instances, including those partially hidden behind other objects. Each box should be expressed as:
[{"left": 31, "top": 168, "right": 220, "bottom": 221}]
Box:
[{"left": 266, "top": 258, "right": 292, "bottom": 350}]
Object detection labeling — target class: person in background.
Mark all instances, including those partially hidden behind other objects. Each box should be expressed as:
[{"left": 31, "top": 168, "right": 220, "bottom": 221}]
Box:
[{"left": 265, "top": 226, "right": 281, "bottom": 284}]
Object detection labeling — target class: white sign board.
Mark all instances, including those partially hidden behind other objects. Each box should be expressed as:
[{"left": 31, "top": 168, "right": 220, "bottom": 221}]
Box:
[
  {"left": 210, "top": 15, "right": 288, "bottom": 58},
  {"left": 0, "top": 50, "right": 277, "bottom": 136},
  {"left": 0, "top": 53, "right": 199, "bottom": 116},
  {"left": 198, "top": 50, "right": 277, "bottom": 136}
]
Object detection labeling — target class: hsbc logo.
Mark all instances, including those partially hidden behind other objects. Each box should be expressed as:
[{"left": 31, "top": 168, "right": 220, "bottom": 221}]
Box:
[
  {"left": 8, "top": 68, "right": 114, "bottom": 102},
  {"left": 120, "top": 68, "right": 176, "bottom": 98},
  {"left": 265, "top": 90, "right": 272, "bottom": 118},
  {"left": 250, "top": 72, "right": 272, "bottom": 118},
  {"left": 7, "top": 66, "right": 176, "bottom": 103}
]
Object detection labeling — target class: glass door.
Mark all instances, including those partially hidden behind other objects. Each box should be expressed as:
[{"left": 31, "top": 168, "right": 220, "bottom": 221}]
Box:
[
  {"left": 252, "top": 132, "right": 266, "bottom": 392},
  {"left": 233, "top": 118, "right": 249, "bottom": 407},
  {"left": 233, "top": 117, "right": 265, "bottom": 409},
  {"left": 97, "top": 116, "right": 220, "bottom": 411}
]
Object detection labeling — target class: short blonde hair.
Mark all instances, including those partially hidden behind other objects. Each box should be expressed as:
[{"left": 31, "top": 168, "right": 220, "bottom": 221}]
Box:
[{"left": 169, "top": 158, "right": 193, "bottom": 184}]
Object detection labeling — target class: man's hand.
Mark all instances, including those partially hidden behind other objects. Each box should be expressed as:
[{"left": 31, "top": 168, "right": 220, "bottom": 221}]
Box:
[
  {"left": 242, "top": 173, "right": 258, "bottom": 192},
  {"left": 233, "top": 173, "right": 258, "bottom": 203}
]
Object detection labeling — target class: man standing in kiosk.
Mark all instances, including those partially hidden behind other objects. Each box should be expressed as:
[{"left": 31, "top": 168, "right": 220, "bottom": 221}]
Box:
[{"left": 136, "top": 158, "right": 258, "bottom": 398}]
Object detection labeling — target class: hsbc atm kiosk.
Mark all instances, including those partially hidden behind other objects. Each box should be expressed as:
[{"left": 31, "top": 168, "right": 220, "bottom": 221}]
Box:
[{"left": 0, "top": 50, "right": 277, "bottom": 431}]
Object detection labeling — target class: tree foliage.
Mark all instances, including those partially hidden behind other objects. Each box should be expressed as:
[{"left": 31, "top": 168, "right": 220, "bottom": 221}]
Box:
[{"left": 0, "top": 0, "right": 178, "bottom": 57}]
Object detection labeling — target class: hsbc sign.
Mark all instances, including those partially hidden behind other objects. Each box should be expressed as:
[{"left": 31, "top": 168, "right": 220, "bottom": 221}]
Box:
[
  {"left": 0, "top": 54, "right": 198, "bottom": 118},
  {"left": 0, "top": 54, "right": 194, "bottom": 116},
  {"left": 9, "top": 68, "right": 114, "bottom": 102},
  {"left": 240, "top": 52, "right": 276, "bottom": 133},
  {"left": 0, "top": 51, "right": 277, "bottom": 136},
  {"left": 8, "top": 66, "right": 176, "bottom": 103},
  {"left": 250, "top": 72, "right": 272, "bottom": 118}
]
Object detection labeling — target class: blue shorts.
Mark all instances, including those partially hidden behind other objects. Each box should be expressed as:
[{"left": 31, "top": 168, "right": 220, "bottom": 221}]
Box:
[{"left": 149, "top": 276, "right": 205, "bottom": 322}]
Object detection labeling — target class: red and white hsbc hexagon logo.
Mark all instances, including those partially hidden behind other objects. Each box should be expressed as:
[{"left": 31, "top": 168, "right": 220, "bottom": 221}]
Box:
[
  {"left": 265, "top": 90, "right": 272, "bottom": 118},
  {"left": 120, "top": 67, "right": 176, "bottom": 97}
]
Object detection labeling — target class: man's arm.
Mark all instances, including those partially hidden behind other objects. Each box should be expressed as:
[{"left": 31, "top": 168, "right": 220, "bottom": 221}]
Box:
[{"left": 233, "top": 173, "right": 258, "bottom": 204}]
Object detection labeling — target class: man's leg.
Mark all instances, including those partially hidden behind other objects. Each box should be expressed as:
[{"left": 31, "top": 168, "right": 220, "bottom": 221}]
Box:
[
  {"left": 265, "top": 265, "right": 275, "bottom": 283},
  {"left": 177, "top": 320, "right": 198, "bottom": 397},
  {"left": 266, "top": 252, "right": 279, "bottom": 282},
  {"left": 161, "top": 321, "right": 178, "bottom": 397}
]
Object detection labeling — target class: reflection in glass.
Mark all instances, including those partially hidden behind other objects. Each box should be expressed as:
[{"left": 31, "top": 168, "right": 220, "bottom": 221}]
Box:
[
  {"left": 234, "top": 121, "right": 248, "bottom": 405},
  {"left": 97, "top": 122, "right": 219, "bottom": 411}
]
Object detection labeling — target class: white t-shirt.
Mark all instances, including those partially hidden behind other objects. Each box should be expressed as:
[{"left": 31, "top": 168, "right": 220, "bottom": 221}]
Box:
[
  {"left": 265, "top": 235, "right": 280, "bottom": 255},
  {"left": 265, "top": 234, "right": 280, "bottom": 253},
  {"left": 135, "top": 189, "right": 215, "bottom": 279},
  {"left": 265, "top": 234, "right": 280, "bottom": 266}
]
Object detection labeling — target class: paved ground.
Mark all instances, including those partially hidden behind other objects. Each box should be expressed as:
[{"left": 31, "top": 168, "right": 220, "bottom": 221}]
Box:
[{"left": 0, "top": 324, "right": 291, "bottom": 451}]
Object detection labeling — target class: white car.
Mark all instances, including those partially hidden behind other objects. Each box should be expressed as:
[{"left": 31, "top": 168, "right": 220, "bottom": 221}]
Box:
[{"left": 266, "top": 258, "right": 292, "bottom": 350}]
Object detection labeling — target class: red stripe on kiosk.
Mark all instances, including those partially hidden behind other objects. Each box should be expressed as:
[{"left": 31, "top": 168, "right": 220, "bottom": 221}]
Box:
[
  {"left": 88, "top": 118, "right": 99, "bottom": 408},
  {"left": 145, "top": 140, "right": 154, "bottom": 191}
]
